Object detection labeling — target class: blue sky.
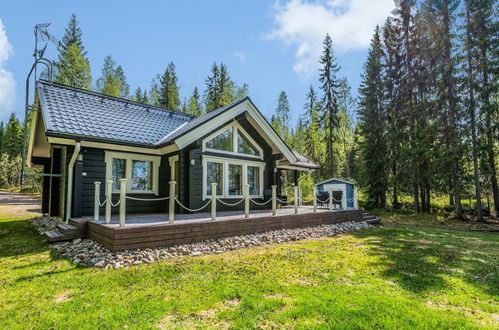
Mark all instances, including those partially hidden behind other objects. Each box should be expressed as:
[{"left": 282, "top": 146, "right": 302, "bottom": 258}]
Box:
[{"left": 0, "top": 0, "right": 394, "bottom": 124}]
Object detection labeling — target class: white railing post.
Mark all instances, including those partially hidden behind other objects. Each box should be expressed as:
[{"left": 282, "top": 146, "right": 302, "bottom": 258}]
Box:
[
  {"left": 354, "top": 189, "right": 358, "bottom": 209},
  {"left": 94, "top": 181, "right": 101, "bottom": 221},
  {"left": 169, "top": 181, "right": 175, "bottom": 224},
  {"left": 294, "top": 186, "right": 299, "bottom": 214},
  {"left": 313, "top": 186, "right": 317, "bottom": 213},
  {"left": 211, "top": 183, "right": 217, "bottom": 221},
  {"left": 105, "top": 180, "right": 112, "bottom": 224},
  {"left": 244, "top": 184, "right": 250, "bottom": 218},
  {"left": 328, "top": 189, "right": 333, "bottom": 211},
  {"left": 119, "top": 178, "right": 127, "bottom": 227},
  {"left": 341, "top": 190, "right": 347, "bottom": 210},
  {"left": 271, "top": 185, "right": 277, "bottom": 216}
]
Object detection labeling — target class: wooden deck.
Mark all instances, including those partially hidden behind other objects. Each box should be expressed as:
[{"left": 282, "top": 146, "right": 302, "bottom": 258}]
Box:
[{"left": 85, "top": 207, "right": 364, "bottom": 251}]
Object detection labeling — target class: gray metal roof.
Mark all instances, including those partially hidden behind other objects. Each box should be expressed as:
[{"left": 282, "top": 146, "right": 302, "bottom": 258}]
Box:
[
  {"left": 291, "top": 150, "right": 320, "bottom": 169},
  {"left": 37, "top": 80, "right": 195, "bottom": 147},
  {"left": 315, "top": 178, "right": 356, "bottom": 186}
]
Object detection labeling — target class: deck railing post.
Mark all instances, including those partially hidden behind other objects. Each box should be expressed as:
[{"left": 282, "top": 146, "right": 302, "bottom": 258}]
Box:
[
  {"left": 211, "top": 183, "right": 217, "bottom": 221},
  {"left": 94, "top": 181, "right": 101, "bottom": 221},
  {"left": 105, "top": 180, "right": 112, "bottom": 223},
  {"left": 313, "top": 186, "right": 317, "bottom": 213},
  {"left": 328, "top": 189, "right": 333, "bottom": 211},
  {"left": 353, "top": 188, "right": 358, "bottom": 209},
  {"left": 244, "top": 184, "right": 250, "bottom": 218},
  {"left": 271, "top": 185, "right": 277, "bottom": 216},
  {"left": 119, "top": 178, "right": 127, "bottom": 227},
  {"left": 341, "top": 190, "right": 347, "bottom": 210},
  {"left": 294, "top": 186, "right": 299, "bottom": 214},
  {"left": 169, "top": 181, "right": 175, "bottom": 224}
]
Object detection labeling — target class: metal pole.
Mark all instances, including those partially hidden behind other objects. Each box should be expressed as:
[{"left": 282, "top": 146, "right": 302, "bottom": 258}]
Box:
[
  {"left": 119, "top": 179, "right": 127, "bottom": 227},
  {"left": 169, "top": 181, "right": 176, "bottom": 223},
  {"left": 211, "top": 183, "right": 217, "bottom": 221},
  {"left": 294, "top": 186, "right": 299, "bottom": 214},
  {"left": 313, "top": 186, "right": 317, "bottom": 213},
  {"left": 271, "top": 185, "right": 277, "bottom": 216},
  {"left": 244, "top": 184, "right": 250, "bottom": 218},
  {"left": 94, "top": 181, "right": 101, "bottom": 221},
  {"left": 105, "top": 180, "right": 112, "bottom": 224}
]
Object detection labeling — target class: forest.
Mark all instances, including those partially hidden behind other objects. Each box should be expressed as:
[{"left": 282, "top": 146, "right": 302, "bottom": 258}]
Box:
[{"left": 0, "top": 0, "right": 497, "bottom": 220}]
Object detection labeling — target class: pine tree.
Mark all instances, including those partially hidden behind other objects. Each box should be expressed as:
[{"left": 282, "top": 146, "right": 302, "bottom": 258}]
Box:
[
  {"left": 337, "top": 78, "right": 355, "bottom": 178},
  {"left": 204, "top": 62, "right": 219, "bottom": 112},
  {"left": 204, "top": 62, "right": 237, "bottom": 112},
  {"left": 187, "top": 87, "right": 203, "bottom": 116},
  {"left": 218, "top": 63, "right": 234, "bottom": 107},
  {"left": 115, "top": 65, "right": 129, "bottom": 98},
  {"left": 275, "top": 91, "right": 291, "bottom": 142},
  {"left": 54, "top": 43, "right": 92, "bottom": 89},
  {"left": 303, "top": 85, "right": 323, "bottom": 172},
  {"left": 235, "top": 83, "right": 249, "bottom": 100},
  {"left": 3, "top": 113, "right": 22, "bottom": 159},
  {"left": 0, "top": 122, "right": 4, "bottom": 155},
  {"left": 96, "top": 56, "right": 121, "bottom": 97},
  {"left": 358, "top": 27, "right": 387, "bottom": 208},
  {"left": 319, "top": 34, "right": 342, "bottom": 177},
  {"left": 158, "top": 62, "right": 180, "bottom": 110},
  {"left": 149, "top": 74, "right": 161, "bottom": 107},
  {"left": 131, "top": 87, "right": 148, "bottom": 104},
  {"left": 55, "top": 14, "right": 92, "bottom": 89}
]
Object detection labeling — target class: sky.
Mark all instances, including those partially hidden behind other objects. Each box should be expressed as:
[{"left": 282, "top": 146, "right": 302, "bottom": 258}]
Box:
[{"left": 0, "top": 0, "right": 395, "bottom": 125}]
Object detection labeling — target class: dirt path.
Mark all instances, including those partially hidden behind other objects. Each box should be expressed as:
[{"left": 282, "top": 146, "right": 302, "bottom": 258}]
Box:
[{"left": 0, "top": 190, "right": 41, "bottom": 220}]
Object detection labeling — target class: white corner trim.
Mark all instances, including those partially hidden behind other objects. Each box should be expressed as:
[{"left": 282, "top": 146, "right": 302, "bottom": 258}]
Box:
[
  {"left": 202, "top": 154, "right": 265, "bottom": 200},
  {"left": 104, "top": 151, "right": 161, "bottom": 195}
]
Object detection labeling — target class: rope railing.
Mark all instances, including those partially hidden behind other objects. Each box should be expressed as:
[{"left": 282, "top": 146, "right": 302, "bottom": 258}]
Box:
[{"left": 93, "top": 179, "right": 358, "bottom": 228}]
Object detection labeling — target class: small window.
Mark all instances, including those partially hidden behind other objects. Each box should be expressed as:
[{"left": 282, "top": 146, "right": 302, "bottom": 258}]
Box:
[
  {"left": 112, "top": 159, "right": 126, "bottom": 190},
  {"left": 206, "top": 161, "right": 223, "bottom": 195},
  {"left": 206, "top": 127, "right": 233, "bottom": 152},
  {"left": 237, "top": 132, "right": 258, "bottom": 156},
  {"left": 247, "top": 166, "right": 260, "bottom": 195},
  {"left": 228, "top": 164, "right": 242, "bottom": 195},
  {"left": 131, "top": 160, "right": 152, "bottom": 191}
]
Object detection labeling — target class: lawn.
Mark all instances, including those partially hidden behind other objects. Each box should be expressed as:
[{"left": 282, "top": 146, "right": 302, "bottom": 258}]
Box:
[{"left": 0, "top": 212, "right": 498, "bottom": 329}]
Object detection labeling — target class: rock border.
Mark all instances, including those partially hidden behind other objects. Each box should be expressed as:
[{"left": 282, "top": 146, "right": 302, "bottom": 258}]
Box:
[
  {"left": 28, "top": 215, "right": 63, "bottom": 234},
  {"left": 50, "top": 221, "right": 372, "bottom": 269}
]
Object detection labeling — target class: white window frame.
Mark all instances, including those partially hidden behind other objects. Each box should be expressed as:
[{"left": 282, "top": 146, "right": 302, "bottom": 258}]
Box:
[
  {"left": 105, "top": 151, "right": 161, "bottom": 194},
  {"left": 202, "top": 122, "right": 264, "bottom": 159},
  {"left": 202, "top": 155, "right": 265, "bottom": 200}
]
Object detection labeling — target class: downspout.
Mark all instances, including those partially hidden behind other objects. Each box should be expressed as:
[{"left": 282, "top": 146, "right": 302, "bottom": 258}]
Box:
[{"left": 65, "top": 142, "right": 81, "bottom": 223}]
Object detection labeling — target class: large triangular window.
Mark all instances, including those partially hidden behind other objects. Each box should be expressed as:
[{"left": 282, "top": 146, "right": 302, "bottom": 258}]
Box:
[
  {"left": 206, "top": 127, "right": 233, "bottom": 152},
  {"left": 237, "top": 131, "right": 258, "bottom": 156}
]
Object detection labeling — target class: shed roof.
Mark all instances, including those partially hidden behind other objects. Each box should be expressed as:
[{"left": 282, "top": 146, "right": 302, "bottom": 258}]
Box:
[{"left": 315, "top": 178, "right": 356, "bottom": 186}]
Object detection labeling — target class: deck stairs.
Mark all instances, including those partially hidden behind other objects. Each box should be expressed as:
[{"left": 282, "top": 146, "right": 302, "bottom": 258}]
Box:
[
  {"left": 361, "top": 211, "right": 381, "bottom": 224},
  {"left": 44, "top": 218, "right": 89, "bottom": 242}
]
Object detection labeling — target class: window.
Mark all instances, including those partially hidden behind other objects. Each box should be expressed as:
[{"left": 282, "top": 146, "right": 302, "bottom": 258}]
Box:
[
  {"left": 206, "top": 161, "right": 223, "bottom": 195},
  {"left": 203, "top": 156, "right": 264, "bottom": 199},
  {"left": 112, "top": 159, "right": 126, "bottom": 190},
  {"left": 247, "top": 166, "right": 260, "bottom": 195},
  {"left": 105, "top": 151, "right": 161, "bottom": 194},
  {"left": 228, "top": 164, "right": 242, "bottom": 195},
  {"left": 131, "top": 160, "right": 152, "bottom": 191},
  {"left": 206, "top": 127, "right": 233, "bottom": 152},
  {"left": 237, "top": 132, "right": 258, "bottom": 156},
  {"left": 203, "top": 122, "right": 263, "bottom": 158}
]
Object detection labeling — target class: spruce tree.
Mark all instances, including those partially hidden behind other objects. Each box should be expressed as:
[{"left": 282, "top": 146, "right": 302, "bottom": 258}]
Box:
[
  {"left": 358, "top": 27, "right": 387, "bottom": 208},
  {"left": 3, "top": 113, "right": 23, "bottom": 159},
  {"left": 0, "top": 122, "right": 4, "bottom": 155},
  {"left": 218, "top": 63, "right": 234, "bottom": 107},
  {"left": 131, "top": 87, "right": 148, "bottom": 104},
  {"left": 158, "top": 62, "right": 180, "bottom": 110},
  {"left": 115, "top": 65, "right": 129, "bottom": 98},
  {"left": 319, "top": 34, "right": 341, "bottom": 177},
  {"left": 303, "top": 85, "right": 323, "bottom": 172},
  {"left": 96, "top": 56, "right": 121, "bottom": 97},
  {"left": 187, "top": 87, "right": 203, "bottom": 116},
  {"left": 204, "top": 62, "right": 219, "bottom": 112},
  {"left": 60, "top": 14, "right": 87, "bottom": 55},
  {"left": 275, "top": 91, "right": 291, "bottom": 142},
  {"left": 54, "top": 43, "right": 92, "bottom": 89}
]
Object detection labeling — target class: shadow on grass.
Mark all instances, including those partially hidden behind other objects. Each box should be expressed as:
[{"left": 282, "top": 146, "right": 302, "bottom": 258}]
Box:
[
  {"left": 352, "top": 226, "right": 499, "bottom": 296},
  {"left": 0, "top": 219, "right": 49, "bottom": 258}
]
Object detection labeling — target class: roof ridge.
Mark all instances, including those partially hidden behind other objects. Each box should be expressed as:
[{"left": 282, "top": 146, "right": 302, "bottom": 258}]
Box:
[{"left": 37, "top": 79, "right": 196, "bottom": 119}]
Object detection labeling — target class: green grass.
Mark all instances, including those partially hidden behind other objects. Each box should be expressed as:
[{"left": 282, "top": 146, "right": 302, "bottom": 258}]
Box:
[{"left": 1, "top": 214, "right": 498, "bottom": 329}]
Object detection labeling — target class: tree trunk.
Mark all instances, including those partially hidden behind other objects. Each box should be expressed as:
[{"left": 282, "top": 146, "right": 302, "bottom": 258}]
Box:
[{"left": 413, "top": 184, "right": 420, "bottom": 212}]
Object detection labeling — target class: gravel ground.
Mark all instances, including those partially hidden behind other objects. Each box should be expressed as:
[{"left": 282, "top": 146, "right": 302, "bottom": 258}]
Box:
[
  {"left": 51, "top": 221, "right": 372, "bottom": 269},
  {"left": 28, "top": 215, "right": 63, "bottom": 234}
]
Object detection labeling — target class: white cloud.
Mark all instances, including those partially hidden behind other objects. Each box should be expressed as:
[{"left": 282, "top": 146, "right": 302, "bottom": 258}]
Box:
[
  {"left": 233, "top": 51, "right": 247, "bottom": 62},
  {"left": 0, "top": 18, "right": 16, "bottom": 117},
  {"left": 266, "top": 0, "right": 394, "bottom": 78}
]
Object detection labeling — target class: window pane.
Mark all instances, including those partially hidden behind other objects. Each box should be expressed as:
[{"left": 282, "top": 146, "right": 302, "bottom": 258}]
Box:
[
  {"left": 206, "top": 162, "right": 223, "bottom": 195},
  {"left": 112, "top": 159, "right": 126, "bottom": 190},
  {"left": 131, "top": 160, "right": 152, "bottom": 191},
  {"left": 237, "top": 132, "right": 258, "bottom": 156},
  {"left": 247, "top": 166, "right": 260, "bottom": 195},
  {"left": 206, "top": 127, "right": 233, "bottom": 152},
  {"left": 228, "top": 164, "right": 242, "bottom": 195}
]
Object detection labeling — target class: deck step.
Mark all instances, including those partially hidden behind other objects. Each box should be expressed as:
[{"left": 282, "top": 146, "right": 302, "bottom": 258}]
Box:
[
  {"left": 44, "top": 229, "right": 65, "bottom": 242},
  {"left": 361, "top": 212, "right": 381, "bottom": 224},
  {"left": 69, "top": 218, "right": 90, "bottom": 229}
]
